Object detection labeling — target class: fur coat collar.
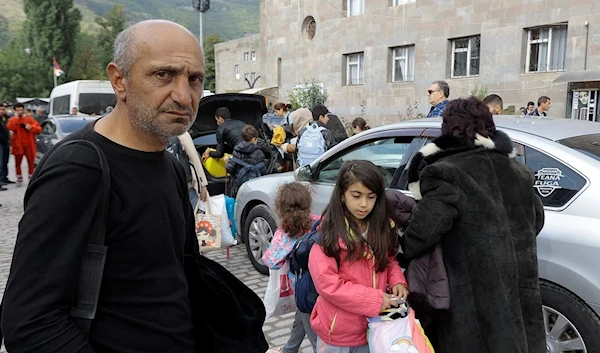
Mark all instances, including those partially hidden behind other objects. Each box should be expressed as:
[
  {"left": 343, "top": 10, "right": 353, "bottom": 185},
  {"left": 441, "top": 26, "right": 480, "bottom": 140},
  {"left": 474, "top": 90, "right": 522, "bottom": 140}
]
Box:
[{"left": 408, "top": 130, "right": 515, "bottom": 200}]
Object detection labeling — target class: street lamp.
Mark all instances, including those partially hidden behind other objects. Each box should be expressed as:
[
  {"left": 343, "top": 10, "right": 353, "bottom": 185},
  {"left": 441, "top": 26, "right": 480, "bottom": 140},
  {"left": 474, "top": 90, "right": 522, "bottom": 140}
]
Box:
[{"left": 192, "top": 0, "right": 210, "bottom": 49}]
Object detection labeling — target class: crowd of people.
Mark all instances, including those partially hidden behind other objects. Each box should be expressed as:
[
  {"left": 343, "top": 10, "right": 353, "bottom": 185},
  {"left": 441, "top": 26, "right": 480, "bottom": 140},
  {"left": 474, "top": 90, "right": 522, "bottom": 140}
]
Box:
[
  {"left": 425, "top": 79, "right": 552, "bottom": 118},
  {"left": 0, "top": 18, "right": 547, "bottom": 353}
]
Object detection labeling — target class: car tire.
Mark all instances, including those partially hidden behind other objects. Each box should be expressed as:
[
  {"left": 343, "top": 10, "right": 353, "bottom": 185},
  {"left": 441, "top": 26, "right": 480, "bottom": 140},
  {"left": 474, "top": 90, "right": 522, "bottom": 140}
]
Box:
[
  {"left": 243, "top": 204, "right": 276, "bottom": 275},
  {"left": 540, "top": 280, "right": 600, "bottom": 353}
]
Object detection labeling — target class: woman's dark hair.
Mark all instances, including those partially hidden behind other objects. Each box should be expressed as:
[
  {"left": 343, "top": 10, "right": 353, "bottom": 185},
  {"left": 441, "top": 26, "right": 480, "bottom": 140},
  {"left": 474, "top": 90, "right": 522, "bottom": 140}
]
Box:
[
  {"left": 275, "top": 182, "right": 313, "bottom": 238},
  {"left": 441, "top": 97, "right": 496, "bottom": 139},
  {"left": 352, "top": 117, "right": 371, "bottom": 131},
  {"left": 320, "top": 160, "right": 398, "bottom": 272},
  {"left": 274, "top": 102, "right": 291, "bottom": 112}
]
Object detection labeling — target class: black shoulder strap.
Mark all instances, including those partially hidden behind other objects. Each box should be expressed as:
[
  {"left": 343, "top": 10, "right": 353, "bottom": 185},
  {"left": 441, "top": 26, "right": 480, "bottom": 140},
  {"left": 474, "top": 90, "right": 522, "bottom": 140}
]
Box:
[
  {"left": 65, "top": 140, "right": 110, "bottom": 337},
  {"left": 0, "top": 139, "right": 110, "bottom": 344}
]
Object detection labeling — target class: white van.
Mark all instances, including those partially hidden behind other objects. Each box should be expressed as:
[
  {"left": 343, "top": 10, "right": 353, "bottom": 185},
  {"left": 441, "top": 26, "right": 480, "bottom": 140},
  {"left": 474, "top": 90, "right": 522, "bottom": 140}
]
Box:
[{"left": 48, "top": 80, "right": 116, "bottom": 117}]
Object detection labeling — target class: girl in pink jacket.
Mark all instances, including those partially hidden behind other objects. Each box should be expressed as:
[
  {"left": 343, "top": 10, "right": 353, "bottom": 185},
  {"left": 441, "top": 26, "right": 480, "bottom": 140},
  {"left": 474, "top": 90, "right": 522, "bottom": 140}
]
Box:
[{"left": 309, "top": 160, "right": 408, "bottom": 353}]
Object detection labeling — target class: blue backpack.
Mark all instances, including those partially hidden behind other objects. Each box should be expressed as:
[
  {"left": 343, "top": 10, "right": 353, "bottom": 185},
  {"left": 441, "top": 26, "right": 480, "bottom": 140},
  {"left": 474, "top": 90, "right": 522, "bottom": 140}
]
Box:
[
  {"left": 289, "top": 220, "right": 340, "bottom": 313},
  {"left": 297, "top": 123, "right": 326, "bottom": 167},
  {"left": 229, "top": 158, "right": 265, "bottom": 185}
]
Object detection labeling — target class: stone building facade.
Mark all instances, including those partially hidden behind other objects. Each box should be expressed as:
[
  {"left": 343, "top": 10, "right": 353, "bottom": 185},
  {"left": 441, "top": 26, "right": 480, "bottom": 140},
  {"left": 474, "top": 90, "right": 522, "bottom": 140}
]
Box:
[
  {"left": 215, "top": 34, "right": 261, "bottom": 93},
  {"left": 215, "top": 0, "right": 600, "bottom": 125}
]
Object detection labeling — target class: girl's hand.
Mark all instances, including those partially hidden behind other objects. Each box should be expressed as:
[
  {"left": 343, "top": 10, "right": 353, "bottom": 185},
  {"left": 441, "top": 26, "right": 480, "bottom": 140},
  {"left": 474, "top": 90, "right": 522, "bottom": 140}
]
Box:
[
  {"left": 381, "top": 292, "right": 399, "bottom": 311},
  {"left": 391, "top": 283, "right": 409, "bottom": 301}
]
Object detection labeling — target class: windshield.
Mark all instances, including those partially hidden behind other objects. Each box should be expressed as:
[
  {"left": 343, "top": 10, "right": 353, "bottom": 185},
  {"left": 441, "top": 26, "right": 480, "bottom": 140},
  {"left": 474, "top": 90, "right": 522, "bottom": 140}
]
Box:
[
  {"left": 79, "top": 93, "right": 116, "bottom": 115},
  {"left": 59, "top": 119, "right": 92, "bottom": 134},
  {"left": 558, "top": 134, "right": 600, "bottom": 162}
]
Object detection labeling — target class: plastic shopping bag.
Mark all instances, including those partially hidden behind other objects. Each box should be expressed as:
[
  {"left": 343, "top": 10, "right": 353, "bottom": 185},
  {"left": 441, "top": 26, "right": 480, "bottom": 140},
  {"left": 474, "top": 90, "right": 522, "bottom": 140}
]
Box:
[
  {"left": 367, "top": 305, "right": 434, "bottom": 353},
  {"left": 263, "top": 262, "right": 296, "bottom": 319}
]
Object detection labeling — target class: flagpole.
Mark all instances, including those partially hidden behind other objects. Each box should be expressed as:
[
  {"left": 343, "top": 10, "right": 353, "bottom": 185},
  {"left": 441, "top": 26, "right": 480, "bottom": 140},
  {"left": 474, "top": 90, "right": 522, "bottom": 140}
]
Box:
[{"left": 53, "top": 72, "right": 57, "bottom": 88}]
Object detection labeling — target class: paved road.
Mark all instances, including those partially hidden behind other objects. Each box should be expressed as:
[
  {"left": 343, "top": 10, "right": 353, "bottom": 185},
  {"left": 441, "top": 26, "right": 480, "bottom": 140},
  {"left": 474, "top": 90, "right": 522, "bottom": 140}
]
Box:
[{"left": 0, "top": 155, "right": 311, "bottom": 352}]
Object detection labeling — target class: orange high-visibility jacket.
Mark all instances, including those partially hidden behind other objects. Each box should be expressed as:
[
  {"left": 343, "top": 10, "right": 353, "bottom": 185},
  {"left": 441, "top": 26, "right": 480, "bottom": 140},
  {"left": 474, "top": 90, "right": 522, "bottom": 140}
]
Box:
[{"left": 6, "top": 116, "right": 42, "bottom": 155}]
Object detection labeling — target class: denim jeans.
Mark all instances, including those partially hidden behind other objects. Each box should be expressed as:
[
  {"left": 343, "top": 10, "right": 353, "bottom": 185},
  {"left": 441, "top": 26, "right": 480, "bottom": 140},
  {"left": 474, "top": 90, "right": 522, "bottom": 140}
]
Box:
[{"left": 282, "top": 310, "right": 317, "bottom": 353}]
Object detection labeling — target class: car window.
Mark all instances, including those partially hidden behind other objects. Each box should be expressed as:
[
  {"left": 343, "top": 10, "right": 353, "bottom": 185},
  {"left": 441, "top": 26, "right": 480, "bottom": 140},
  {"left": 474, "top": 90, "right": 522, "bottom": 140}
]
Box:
[
  {"left": 52, "top": 95, "right": 70, "bottom": 116},
  {"left": 316, "top": 137, "right": 414, "bottom": 187},
  {"left": 42, "top": 122, "right": 56, "bottom": 135},
  {"left": 557, "top": 134, "right": 600, "bottom": 162},
  {"left": 524, "top": 146, "right": 586, "bottom": 208},
  {"left": 79, "top": 93, "right": 117, "bottom": 115}
]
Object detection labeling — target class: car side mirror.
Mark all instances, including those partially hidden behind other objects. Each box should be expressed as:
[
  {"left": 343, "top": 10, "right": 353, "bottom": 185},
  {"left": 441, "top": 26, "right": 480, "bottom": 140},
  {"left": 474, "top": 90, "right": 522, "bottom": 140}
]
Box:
[{"left": 295, "top": 165, "right": 312, "bottom": 182}]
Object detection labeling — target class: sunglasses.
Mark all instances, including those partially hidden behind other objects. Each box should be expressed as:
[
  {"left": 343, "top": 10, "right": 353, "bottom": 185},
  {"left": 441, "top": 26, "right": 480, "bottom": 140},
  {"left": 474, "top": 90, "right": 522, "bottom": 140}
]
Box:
[{"left": 427, "top": 89, "right": 440, "bottom": 95}]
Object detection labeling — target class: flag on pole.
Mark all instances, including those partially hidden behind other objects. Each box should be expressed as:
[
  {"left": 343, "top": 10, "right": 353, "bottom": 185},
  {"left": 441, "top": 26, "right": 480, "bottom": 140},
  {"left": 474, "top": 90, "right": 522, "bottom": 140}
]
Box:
[{"left": 53, "top": 57, "right": 64, "bottom": 77}]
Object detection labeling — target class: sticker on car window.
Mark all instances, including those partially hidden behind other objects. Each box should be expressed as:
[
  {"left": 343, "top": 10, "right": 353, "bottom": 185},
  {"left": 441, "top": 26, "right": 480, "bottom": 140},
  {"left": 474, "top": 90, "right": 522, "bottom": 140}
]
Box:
[{"left": 534, "top": 168, "right": 564, "bottom": 197}]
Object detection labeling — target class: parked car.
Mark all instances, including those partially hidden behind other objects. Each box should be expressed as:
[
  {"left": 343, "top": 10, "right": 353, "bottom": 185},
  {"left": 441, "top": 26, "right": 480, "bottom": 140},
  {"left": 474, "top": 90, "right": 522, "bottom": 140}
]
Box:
[
  {"left": 234, "top": 115, "right": 600, "bottom": 353},
  {"left": 35, "top": 115, "right": 99, "bottom": 164},
  {"left": 189, "top": 93, "right": 273, "bottom": 197}
]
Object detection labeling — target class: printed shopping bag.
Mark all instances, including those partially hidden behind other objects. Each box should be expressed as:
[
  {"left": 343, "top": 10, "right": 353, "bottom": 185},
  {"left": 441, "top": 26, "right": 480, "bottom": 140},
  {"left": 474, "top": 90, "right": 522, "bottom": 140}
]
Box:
[
  {"left": 367, "top": 304, "right": 434, "bottom": 353},
  {"left": 194, "top": 194, "right": 223, "bottom": 252},
  {"left": 263, "top": 262, "right": 296, "bottom": 319}
]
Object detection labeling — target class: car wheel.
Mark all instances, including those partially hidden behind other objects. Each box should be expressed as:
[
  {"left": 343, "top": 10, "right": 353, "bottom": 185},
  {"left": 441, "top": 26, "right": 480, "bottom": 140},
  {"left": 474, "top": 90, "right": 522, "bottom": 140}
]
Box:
[
  {"left": 541, "top": 280, "right": 600, "bottom": 353},
  {"left": 243, "top": 204, "right": 276, "bottom": 275}
]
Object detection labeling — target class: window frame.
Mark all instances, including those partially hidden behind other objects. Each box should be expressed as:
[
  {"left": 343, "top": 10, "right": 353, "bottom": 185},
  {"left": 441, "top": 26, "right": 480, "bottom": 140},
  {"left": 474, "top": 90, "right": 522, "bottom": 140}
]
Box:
[
  {"left": 525, "top": 25, "right": 567, "bottom": 73},
  {"left": 345, "top": 52, "right": 364, "bottom": 86},
  {"left": 243, "top": 52, "right": 249, "bottom": 62},
  {"left": 391, "top": 45, "right": 415, "bottom": 82},
  {"left": 392, "top": 0, "right": 416, "bottom": 5},
  {"left": 235, "top": 64, "right": 240, "bottom": 80},
  {"left": 251, "top": 51, "right": 256, "bottom": 61},
  {"left": 346, "top": 0, "right": 365, "bottom": 16},
  {"left": 450, "top": 35, "right": 480, "bottom": 78}
]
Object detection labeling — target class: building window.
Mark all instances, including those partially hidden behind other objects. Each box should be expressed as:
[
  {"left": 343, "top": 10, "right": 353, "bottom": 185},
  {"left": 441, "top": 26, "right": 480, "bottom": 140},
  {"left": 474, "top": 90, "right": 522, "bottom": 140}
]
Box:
[
  {"left": 345, "top": 52, "right": 364, "bottom": 85},
  {"left": 250, "top": 72, "right": 256, "bottom": 82},
  {"left": 525, "top": 25, "right": 567, "bottom": 73},
  {"left": 451, "top": 35, "right": 480, "bottom": 78},
  {"left": 244, "top": 52, "right": 249, "bottom": 62},
  {"left": 392, "top": 0, "right": 415, "bottom": 5},
  {"left": 346, "top": 0, "right": 365, "bottom": 16},
  {"left": 251, "top": 51, "right": 256, "bottom": 61},
  {"left": 391, "top": 45, "right": 415, "bottom": 82},
  {"left": 234, "top": 65, "right": 240, "bottom": 80},
  {"left": 244, "top": 73, "right": 249, "bottom": 82}
]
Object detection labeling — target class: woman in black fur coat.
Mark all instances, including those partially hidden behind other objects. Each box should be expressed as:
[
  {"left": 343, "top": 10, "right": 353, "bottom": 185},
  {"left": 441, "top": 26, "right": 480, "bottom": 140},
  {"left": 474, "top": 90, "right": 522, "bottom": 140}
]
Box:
[{"left": 404, "top": 97, "right": 546, "bottom": 353}]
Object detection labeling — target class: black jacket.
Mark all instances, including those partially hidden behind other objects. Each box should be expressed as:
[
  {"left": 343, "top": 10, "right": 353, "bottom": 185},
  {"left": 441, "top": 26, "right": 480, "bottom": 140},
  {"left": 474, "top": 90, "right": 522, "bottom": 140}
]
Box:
[
  {"left": 0, "top": 114, "right": 9, "bottom": 144},
  {"left": 209, "top": 119, "right": 247, "bottom": 159},
  {"left": 404, "top": 131, "right": 545, "bottom": 353},
  {"left": 225, "top": 141, "right": 267, "bottom": 176}
]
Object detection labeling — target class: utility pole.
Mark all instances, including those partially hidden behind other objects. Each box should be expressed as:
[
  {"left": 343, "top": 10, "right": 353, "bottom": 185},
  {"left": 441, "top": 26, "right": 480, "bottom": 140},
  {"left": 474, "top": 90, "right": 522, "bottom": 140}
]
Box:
[
  {"left": 199, "top": 11, "right": 203, "bottom": 50},
  {"left": 193, "top": 0, "right": 210, "bottom": 50}
]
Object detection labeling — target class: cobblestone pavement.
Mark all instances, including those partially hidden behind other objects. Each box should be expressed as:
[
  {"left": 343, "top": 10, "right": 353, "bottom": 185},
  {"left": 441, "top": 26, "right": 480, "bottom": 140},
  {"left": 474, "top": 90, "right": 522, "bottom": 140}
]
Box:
[{"left": 0, "top": 156, "right": 310, "bottom": 352}]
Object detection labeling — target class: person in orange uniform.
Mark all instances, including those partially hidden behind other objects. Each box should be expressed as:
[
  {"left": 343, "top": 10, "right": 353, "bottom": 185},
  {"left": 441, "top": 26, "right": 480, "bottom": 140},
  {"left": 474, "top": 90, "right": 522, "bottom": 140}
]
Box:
[{"left": 7, "top": 103, "right": 41, "bottom": 186}]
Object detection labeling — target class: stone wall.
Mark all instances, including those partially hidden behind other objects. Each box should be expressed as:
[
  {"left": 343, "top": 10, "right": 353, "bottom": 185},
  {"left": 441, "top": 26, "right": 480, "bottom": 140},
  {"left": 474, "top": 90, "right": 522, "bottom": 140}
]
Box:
[{"left": 216, "top": 0, "right": 600, "bottom": 126}]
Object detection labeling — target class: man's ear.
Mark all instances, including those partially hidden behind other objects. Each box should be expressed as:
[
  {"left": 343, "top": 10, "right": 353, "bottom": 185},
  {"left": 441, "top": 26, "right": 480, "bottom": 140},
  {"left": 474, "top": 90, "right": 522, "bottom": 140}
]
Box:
[{"left": 107, "top": 62, "right": 127, "bottom": 101}]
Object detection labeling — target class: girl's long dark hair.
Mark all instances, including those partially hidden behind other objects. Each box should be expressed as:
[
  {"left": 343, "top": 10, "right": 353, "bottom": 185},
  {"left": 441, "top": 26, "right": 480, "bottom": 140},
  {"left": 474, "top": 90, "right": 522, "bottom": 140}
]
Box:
[
  {"left": 320, "top": 160, "right": 398, "bottom": 272},
  {"left": 275, "top": 182, "right": 313, "bottom": 238}
]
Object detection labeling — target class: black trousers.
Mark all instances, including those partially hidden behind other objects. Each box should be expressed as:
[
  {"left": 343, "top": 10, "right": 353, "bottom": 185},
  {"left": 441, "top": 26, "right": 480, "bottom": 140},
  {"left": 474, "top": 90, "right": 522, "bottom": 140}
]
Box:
[{"left": 1, "top": 143, "right": 8, "bottom": 180}]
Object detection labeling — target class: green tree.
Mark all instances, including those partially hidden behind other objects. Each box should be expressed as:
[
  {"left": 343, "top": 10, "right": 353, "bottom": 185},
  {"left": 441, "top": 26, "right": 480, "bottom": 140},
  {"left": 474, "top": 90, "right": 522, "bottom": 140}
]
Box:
[
  {"left": 0, "top": 36, "right": 50, "bottom": 100},
  {"left": 287, "top": 80, "right": 328, "bottom": 110},
  {"left": 471, "top": 85, "right": 488, "bottom": 100},
  {"left": 22, "top": 0, "right": 81, "bottom": 89},
  {"left": 203, "top": 33, "right": 223, "bottom": 92},
  {"left": 95, "top": 4, "right": 128, "bottom": 69},
  {"left": 70, "top": 32, "right": 105, "bottom": 80}
]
